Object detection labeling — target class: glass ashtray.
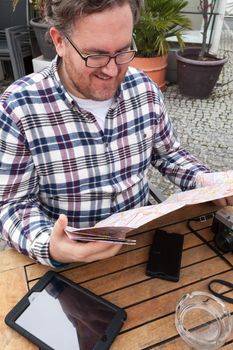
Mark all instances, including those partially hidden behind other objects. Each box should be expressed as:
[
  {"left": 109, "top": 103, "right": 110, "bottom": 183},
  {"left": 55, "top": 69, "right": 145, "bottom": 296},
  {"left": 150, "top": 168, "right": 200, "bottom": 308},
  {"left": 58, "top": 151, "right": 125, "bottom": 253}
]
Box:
[{"left": 175, "top": 291, "right": 232, "bottom": 350}]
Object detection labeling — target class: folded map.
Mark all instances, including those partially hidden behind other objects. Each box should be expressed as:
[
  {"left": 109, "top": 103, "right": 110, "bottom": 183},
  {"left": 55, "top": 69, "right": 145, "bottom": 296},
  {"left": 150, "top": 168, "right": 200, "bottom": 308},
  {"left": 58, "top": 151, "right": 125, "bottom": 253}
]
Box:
[{"left": 65, "top": 170, "right": 233, "bottom": 243}]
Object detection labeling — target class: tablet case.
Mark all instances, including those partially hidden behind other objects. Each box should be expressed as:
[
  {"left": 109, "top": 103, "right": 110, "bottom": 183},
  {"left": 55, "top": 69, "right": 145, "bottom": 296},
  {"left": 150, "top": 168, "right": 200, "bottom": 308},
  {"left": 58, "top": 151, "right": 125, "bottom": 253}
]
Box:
[{"left": 5, "top": 271, "right": 127, "bottom": 350}]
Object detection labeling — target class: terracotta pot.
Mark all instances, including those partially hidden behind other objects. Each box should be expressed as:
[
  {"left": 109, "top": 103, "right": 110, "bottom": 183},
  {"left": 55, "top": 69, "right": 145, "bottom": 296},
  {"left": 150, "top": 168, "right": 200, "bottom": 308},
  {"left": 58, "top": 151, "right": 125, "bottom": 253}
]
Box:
[
  {"left": 176, "top": 48, "right": 228, "bottom": 98},
  {"left": 130, "top": 55, "right": 168, "bottom": 90}
]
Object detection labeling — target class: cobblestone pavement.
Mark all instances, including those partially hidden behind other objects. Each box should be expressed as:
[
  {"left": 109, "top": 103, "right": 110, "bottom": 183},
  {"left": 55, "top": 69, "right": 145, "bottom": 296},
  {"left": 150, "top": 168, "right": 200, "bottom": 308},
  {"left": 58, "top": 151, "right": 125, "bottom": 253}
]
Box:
[
  {"left": 1, "top": 30, "right": 233, "bottom": 251},
  {"left": 148, "top": 29, "right": 233, "bottom": 197}
]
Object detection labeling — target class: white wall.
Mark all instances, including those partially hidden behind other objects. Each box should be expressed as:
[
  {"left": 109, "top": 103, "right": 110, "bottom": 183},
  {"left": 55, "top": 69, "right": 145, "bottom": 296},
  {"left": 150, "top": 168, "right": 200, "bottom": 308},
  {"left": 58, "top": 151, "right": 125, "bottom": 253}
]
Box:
[
  {"left": 183, "top": 0, "right": 227, "bottom": 54},
  {"left": 225, "top": 0, "right": 233, "bottom": 15},
  {"left": 184, "top": 0, "right": 203, "bottom": 30}
]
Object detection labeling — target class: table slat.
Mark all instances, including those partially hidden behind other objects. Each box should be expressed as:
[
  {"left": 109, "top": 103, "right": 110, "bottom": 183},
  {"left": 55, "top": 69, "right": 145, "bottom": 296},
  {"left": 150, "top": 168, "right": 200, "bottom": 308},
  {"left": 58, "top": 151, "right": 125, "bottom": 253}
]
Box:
[{"left": 0, "top": 267, "right": 36, "bottom": 350}]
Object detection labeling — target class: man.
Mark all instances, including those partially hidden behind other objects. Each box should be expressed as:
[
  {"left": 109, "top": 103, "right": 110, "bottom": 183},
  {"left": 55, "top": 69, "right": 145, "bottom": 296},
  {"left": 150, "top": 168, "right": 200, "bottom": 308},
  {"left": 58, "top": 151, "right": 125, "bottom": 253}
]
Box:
[{"left": 0, "top": 0, "right": 232, "bottom": 266}]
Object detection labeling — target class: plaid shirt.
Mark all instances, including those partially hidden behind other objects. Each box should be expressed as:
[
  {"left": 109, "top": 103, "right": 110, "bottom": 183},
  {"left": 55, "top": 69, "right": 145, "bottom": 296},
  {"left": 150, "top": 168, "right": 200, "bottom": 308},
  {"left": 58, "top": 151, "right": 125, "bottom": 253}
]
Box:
[{"left": 0, "top": 58, "right": 208, "bottom": 266}]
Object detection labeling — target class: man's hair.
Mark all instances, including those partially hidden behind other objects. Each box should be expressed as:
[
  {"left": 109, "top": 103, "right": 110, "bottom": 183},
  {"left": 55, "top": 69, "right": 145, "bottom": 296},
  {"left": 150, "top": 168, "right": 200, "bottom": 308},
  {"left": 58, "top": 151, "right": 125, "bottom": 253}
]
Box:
[{"left": 45, "top": 0, "right": 144, "bottom": 34}]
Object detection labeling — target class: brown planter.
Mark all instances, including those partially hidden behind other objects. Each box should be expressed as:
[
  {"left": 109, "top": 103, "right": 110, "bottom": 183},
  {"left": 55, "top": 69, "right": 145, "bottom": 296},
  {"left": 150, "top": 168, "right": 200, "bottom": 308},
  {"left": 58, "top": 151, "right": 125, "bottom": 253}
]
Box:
[
  {"left": 176, "top": 48, "right": 228, "bottom": 98},
  {"left": 130, "top": 55, "right": 168, "bottom": 91}
]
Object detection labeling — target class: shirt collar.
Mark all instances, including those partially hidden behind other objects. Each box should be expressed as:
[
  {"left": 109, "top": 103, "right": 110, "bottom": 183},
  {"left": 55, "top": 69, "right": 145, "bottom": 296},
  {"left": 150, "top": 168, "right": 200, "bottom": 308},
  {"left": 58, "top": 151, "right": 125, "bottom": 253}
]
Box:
[{"left": 50, "top": 55, "right": 123, "bottom": 109}]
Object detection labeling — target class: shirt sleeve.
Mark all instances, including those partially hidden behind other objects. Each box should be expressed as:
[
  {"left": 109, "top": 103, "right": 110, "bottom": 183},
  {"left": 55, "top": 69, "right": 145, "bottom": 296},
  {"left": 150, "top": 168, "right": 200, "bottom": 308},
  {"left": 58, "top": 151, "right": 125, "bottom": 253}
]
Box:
[
  {"left": 151, "top": 92, "right": 209, "bottom": 190},
  {"left": 0, "top": 107, "right": 56, "bottom": 266}
]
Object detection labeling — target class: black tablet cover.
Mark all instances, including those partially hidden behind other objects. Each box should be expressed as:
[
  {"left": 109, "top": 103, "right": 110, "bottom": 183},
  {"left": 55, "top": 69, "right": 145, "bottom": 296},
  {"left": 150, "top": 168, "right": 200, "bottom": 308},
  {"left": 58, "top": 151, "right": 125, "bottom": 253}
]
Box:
[{"left": 5, "top": 271, "right": 127, "bottom": 350}]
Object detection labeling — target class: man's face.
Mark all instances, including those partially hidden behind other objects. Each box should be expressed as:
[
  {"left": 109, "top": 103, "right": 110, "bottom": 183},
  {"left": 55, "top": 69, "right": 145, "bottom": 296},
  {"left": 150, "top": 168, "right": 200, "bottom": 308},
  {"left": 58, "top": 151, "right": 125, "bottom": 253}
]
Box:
[{"left": 54, "top": 3, "right": 134, "bottom": 101}]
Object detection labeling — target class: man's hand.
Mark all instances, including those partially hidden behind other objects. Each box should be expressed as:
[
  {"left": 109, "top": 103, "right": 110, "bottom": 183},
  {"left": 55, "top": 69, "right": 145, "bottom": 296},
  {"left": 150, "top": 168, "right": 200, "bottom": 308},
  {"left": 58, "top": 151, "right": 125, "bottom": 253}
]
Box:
[
  {"left": 195, "top": 172, "right": 233, "bottom": 208},
  {"left": 49, "top": 214, "right": 123, "bottom": 264},
  {"left": 213, "top": 196, "right": 233, "bottom": 207}
]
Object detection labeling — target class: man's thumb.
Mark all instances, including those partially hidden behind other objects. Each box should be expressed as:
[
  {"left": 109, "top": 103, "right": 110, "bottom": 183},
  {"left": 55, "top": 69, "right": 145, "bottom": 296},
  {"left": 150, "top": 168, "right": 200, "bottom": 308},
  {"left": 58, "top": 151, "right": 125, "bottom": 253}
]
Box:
[{"left": 53, "top": 214, "right": 68, "bottom": 236}]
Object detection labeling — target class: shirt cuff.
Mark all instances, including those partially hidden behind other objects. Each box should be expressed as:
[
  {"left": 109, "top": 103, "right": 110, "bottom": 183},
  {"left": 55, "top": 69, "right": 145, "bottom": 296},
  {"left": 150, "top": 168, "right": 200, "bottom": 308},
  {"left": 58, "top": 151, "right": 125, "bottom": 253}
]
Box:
[
  {"left": 30, "top": 231, "right": 64, "bottom": 267},
  {"left": 195, "top": 171, "right": 213, "bottom": 188}
]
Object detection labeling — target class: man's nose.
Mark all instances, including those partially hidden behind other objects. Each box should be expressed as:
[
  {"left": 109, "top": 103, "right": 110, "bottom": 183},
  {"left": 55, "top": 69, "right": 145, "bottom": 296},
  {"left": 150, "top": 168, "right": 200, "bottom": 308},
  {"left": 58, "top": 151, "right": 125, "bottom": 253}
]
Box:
[{"left": 101, "top": 58, "right": 119, "bottom": 77}]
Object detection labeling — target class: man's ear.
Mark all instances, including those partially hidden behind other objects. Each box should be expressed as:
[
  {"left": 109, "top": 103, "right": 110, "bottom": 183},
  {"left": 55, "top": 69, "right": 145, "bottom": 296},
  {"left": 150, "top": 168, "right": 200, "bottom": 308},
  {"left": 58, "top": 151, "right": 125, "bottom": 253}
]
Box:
[{"left": 49, "top": 27, "right": 65, "bottom": 57}]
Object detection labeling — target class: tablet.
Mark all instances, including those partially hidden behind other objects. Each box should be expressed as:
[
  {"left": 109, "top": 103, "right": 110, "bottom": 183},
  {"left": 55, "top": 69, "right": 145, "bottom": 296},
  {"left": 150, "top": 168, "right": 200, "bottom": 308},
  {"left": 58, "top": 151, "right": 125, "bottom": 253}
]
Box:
[{"left": 5, "top": 271, "right": 127, "bottom": 350}]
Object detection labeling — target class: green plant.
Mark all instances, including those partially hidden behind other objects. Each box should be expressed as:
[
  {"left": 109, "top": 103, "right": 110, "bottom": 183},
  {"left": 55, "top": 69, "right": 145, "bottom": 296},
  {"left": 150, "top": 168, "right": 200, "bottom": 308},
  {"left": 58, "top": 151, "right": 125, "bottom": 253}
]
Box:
[
  {"left": 134, "top": 0, "right": 192, "bottom": 57},
  {"left": 12, "top": 0, "right": 45, "bottom": 18},
  {"left": 198, "top": 0, "right": 217, "bottom": 60}
]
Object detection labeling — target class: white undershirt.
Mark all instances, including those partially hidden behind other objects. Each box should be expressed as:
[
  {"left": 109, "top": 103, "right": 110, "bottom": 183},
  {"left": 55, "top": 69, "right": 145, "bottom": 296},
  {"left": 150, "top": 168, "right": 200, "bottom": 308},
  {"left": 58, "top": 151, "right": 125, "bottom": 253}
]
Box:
[{"left": 73, "top": 96, "right": 113, "bottom": 131}]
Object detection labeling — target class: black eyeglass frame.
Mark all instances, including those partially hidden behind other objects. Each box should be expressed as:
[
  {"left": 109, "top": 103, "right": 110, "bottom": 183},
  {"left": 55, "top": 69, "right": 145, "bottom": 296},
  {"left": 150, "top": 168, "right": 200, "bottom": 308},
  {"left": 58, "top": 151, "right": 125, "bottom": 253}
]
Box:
[{"left": 64, "top": 35, "right": 137, "bottom": 68}]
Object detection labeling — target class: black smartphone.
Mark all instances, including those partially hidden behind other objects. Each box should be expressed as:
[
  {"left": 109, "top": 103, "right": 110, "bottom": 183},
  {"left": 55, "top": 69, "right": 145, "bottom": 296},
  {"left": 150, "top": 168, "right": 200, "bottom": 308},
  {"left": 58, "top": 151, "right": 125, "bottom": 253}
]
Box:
[
  {"left": 146, "top": 229, "right": 184, "bottom": 282},
  {"left": 5, "top": 271, "right": 127, "bottom": 350}
]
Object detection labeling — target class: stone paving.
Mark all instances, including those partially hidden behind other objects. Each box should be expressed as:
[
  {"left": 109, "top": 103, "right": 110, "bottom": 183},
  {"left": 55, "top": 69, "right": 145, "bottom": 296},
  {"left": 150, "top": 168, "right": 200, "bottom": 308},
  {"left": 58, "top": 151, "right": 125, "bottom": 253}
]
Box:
[
  {"left": 1, "top": 29, "right": 233, "bottom": 251},
  {"left": 148, "top": 29, "right": 233, "bottom": 197}
]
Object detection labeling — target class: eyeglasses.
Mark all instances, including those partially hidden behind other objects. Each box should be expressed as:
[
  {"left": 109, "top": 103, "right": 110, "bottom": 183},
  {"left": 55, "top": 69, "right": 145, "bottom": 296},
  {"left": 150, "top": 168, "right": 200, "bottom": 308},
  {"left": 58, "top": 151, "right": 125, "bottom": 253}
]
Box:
[{"left": 64, "top": 35, "right": 137, "bottom": 68}]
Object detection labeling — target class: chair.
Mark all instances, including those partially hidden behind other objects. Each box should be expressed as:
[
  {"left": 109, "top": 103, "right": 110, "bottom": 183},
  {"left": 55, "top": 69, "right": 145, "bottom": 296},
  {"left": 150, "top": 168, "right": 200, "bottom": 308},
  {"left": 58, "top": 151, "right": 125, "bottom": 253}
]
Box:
[
  {"left": 0, "top": 0, "right": 32, "bottom": 80},
  {"left": 148, "top": 181, "right": 166, "bottom": 204},
  {"left": 4, "top": 26, "right": 32, "bottom": 80}
]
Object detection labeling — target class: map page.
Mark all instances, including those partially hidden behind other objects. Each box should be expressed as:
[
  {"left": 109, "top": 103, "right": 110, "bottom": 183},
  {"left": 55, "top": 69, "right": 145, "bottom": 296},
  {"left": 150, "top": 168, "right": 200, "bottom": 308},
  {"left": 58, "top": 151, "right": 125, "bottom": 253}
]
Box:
[{"left": 65, "top": 170, "right": 233, "bottom": 241}]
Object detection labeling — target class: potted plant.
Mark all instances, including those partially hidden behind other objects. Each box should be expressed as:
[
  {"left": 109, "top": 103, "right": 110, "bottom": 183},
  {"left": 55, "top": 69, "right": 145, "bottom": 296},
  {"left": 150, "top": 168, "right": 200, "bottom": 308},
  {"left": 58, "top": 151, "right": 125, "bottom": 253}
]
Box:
[
  {"left": 13, "top": 0, "right": 56, "bottom": 60},
  {"left": 130, "top": 0, "right": 192, "bottom": 90},
  {"left": 175, "top": 0, "right": 228, "bottom": 98}
]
